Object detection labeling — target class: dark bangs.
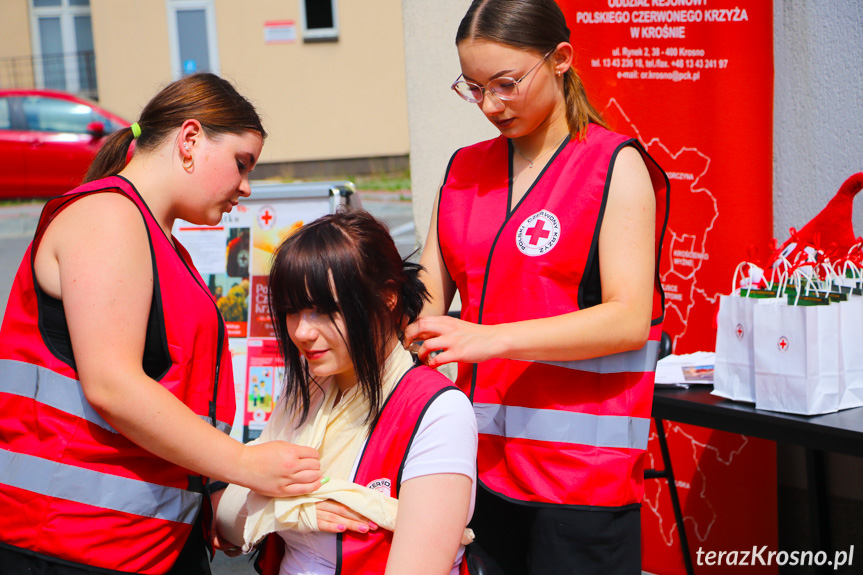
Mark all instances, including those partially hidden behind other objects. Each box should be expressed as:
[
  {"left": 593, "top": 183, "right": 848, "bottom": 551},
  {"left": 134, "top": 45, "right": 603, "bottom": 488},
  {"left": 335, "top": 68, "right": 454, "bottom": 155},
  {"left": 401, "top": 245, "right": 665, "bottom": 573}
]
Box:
[{"left": 268, "top": 213, "right": 392, "bottom": 425}]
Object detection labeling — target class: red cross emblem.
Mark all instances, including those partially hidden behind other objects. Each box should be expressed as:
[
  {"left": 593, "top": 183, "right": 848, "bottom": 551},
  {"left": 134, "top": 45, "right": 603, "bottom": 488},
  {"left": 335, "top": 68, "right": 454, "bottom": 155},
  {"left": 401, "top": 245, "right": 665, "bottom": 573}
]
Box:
[
  {"left": 777, "top": 336, "right": 789, "bottom": 352},
  {"left": 525, "top": 221, "right": 551, "bottom": 246},
  {"left": 258, "top": 205, "right": 276, "bottom": 230},
  {"left": 735, "top": 324, "right": 744, "bottom": 340},
  {"left": 516, "top": 210, "right": 560, "bottom": 257}
]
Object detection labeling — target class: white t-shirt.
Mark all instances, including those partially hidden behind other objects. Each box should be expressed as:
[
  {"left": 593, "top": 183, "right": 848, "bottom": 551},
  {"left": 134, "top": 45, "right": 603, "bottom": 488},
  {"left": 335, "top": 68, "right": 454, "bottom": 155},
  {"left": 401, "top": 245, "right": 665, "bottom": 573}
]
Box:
[{"left": 278, "top": 388, "right": 477, "bottom": 575}]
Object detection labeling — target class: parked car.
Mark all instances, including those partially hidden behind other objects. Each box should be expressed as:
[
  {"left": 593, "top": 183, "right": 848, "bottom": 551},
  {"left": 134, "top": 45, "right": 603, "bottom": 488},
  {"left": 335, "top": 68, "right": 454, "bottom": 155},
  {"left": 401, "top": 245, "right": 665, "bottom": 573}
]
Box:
[{"left": 0, "top": 89, "right": 129, "bottom": 198}]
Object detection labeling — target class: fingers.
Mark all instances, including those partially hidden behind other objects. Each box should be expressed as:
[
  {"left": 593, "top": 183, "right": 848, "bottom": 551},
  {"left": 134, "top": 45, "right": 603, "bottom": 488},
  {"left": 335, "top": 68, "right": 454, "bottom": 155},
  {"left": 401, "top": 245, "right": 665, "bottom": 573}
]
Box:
[
  {"left": 315, "top": 501, "right": 377, "bottom": 534},
  {"left": 403, "top": 315, "right": 451, "bottom": 347},
  {"left": 278, "top": 477, "right": 323, "bottom": 497},
  {"left": 414, "top": 336, "right": 447, "bottom": 365},
  {"left": 289, "top": 444, "right": 321, "bottom": 460},
  {"left": 213, "top": 534, "right": 242, "bottom": 557}
]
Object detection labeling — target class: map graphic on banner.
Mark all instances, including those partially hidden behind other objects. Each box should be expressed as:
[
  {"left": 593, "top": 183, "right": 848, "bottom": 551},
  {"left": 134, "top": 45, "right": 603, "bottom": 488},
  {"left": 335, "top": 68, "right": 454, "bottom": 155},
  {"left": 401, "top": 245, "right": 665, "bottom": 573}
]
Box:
[{"left": 602, "top": 99, "right": 720, "bottom": 351}]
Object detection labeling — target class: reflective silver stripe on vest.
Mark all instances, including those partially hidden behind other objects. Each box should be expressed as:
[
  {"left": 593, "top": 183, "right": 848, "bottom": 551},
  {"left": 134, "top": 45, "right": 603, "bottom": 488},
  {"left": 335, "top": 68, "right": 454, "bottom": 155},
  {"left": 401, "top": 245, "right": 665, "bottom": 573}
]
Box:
[
  {"left": 0, "top": 359, "right": 116, "bottom": 433},
  {"left": 0, "top": 447, "right": 201, "bottom": 524},
  {"left": 535, "top": 340, "right": 660, "bottom": 374},
  {"left": 474, "top": 403, "right": 650, "bottom": 450},
  {"left": 199, "top": 415, "right": 232, "bottom": 435}
]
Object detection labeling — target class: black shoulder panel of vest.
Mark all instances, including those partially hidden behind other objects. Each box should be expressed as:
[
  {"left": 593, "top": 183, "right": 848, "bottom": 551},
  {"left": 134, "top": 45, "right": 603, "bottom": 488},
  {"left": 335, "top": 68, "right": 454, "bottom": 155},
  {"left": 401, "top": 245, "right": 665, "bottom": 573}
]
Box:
[{"left": 33, "top": 187, "right": 171, "bottom": 379}]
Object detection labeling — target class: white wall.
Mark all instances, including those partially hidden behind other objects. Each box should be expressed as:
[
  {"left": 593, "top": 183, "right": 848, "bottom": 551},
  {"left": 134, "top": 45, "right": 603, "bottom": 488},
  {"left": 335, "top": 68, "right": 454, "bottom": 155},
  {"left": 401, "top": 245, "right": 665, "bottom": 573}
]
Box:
[
  {"left": 401, "top": 0, "right": 497, "bottom": 247},
  {"left": 773, "top": 0, "right": 863, "bottom": 242}
]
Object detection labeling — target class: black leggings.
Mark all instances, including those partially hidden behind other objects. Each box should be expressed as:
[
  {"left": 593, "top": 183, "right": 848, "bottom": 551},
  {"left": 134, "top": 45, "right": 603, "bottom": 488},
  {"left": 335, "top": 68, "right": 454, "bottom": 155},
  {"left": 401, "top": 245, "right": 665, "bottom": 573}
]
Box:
[{"left": 467, "top": 485, "right": 642, "bottom": 575}]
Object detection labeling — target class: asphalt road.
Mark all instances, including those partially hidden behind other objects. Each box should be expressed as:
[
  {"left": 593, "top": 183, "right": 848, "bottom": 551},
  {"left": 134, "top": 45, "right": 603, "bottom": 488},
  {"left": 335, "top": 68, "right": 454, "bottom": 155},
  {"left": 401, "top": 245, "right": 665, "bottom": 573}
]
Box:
[{"left": 0, "top": 192, "right": 414, "bottom": 575}]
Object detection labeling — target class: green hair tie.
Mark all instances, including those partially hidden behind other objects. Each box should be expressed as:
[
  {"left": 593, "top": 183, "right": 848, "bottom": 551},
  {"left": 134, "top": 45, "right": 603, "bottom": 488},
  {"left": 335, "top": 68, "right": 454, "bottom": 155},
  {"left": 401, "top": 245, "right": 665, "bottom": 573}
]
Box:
[{"left": 131, "top": 122, "right": 142, "bottom": 139}]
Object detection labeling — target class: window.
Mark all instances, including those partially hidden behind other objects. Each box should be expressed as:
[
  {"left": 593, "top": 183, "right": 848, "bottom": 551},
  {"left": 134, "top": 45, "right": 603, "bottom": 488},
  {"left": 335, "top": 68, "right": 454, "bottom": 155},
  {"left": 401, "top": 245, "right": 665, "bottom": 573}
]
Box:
[
  {"left": 301, "top": 0, "right": 338, "bottom": 42},
  {"left": 0, "top": 99, "right": 11, "bottom": 130},
  {"left": 29, "top": 0, "right": 96, "bottom": 96},
  {"left": 21, "top": 96, "right": 106, "bottom": 134},
  {"left": 167, "top": 0, "right": 220, "bottom": 79}
]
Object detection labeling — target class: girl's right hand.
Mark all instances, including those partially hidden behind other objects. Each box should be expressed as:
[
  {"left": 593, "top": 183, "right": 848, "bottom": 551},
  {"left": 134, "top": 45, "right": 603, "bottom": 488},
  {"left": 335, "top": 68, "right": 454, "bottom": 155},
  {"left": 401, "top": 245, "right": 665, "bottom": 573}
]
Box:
[{"left": 237, "top": 441, "right": 322, "bottom": 497}]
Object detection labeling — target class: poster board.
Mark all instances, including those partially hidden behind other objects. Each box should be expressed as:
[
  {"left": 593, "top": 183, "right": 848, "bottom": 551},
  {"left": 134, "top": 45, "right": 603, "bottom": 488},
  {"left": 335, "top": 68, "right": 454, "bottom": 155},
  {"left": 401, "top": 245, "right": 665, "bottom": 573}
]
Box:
[{"left": 174, "top": 181, "right": 355, "bottom": 442}]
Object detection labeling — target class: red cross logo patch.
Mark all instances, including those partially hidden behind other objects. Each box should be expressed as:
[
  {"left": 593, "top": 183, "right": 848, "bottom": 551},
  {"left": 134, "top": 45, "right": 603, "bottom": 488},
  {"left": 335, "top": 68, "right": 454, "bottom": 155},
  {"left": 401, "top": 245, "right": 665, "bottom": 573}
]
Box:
[
  {"left": 257, "top": 205, "right": 276, "bottom": 231},
  {"left": 366, "top": 478, "right": 392, "bottom": 496},
  {"left": 735, "top": 323, "right": 744, "bottom": 340},
  {"left": 516, "top": 210, "right": 560, "bottom": 257},
  {"left": 777, "top": 336, "right": 789, "bottom": 352}
]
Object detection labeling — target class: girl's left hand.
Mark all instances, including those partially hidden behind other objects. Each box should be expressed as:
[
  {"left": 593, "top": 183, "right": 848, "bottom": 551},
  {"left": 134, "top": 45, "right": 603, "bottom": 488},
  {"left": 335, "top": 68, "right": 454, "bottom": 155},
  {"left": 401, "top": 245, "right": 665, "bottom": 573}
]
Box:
[
  {"left": 403, "top": 315, "right": 501, "bottom": 367},
  {"left": 315, "top": 500, "right": 377, "bottom": 534}
]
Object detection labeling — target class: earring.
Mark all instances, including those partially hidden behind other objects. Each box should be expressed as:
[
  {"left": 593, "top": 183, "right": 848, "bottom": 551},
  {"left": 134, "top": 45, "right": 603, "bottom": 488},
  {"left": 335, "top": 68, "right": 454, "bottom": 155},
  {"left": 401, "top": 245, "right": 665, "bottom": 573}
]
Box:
[
  {"left": 183, "top": 154, "right": 194, "bottom": 171},
  {"left": 184, "top": 143, "right": 189, "bottom": 150},
  {"left": 556, "top": 70, "right": 562, "bottom": 77}
]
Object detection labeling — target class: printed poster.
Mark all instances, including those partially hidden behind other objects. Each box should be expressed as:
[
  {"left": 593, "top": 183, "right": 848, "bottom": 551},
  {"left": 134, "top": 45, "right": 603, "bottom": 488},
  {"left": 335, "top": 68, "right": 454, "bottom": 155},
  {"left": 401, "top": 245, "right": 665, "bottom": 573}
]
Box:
[
  {"left": 174, "top": 193, "right": 333, "bottom": 442},
  {"left": 560, "top": 1, "right": 777, "bottom": 572}
]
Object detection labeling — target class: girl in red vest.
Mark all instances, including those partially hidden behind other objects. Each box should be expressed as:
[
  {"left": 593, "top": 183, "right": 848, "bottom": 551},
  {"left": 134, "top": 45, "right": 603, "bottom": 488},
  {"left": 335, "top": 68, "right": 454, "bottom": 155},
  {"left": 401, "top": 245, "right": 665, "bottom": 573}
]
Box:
[
  {"left": 405, "top": 0, "right": 670, "bottom": 574},
  {"left": 213, "top": 210, "right": 477, "bottom": 575},
  {"left": 0, "top": 74, "right": 324, "bottom": 574}
]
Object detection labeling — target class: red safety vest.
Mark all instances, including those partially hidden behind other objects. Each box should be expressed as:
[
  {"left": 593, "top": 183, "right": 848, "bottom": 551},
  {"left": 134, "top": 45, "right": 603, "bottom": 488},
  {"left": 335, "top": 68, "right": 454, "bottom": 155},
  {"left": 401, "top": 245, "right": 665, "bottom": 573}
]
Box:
[
  {"left": 438, "top": 124, "right": 669, "bottom": 509},
  {"left": 0, "top": 176, "right": 235, "bottom": 574},
  {"left": 256, "top": 365, "right": 469, "bottom": 575}
]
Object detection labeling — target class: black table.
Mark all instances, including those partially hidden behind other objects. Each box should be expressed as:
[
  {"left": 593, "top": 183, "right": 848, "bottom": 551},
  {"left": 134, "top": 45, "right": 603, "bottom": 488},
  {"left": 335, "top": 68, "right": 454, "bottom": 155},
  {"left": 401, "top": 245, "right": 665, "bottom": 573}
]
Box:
[{"left": 649, "top": 386, "right": 863, "bottom": 575}]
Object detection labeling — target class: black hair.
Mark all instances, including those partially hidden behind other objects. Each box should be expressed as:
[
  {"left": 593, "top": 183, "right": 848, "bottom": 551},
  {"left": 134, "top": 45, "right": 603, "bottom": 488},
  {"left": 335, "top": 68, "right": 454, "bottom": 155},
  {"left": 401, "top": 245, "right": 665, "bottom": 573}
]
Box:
[{"left": 268, "top": 209, "right": 429, "bottom": 423}]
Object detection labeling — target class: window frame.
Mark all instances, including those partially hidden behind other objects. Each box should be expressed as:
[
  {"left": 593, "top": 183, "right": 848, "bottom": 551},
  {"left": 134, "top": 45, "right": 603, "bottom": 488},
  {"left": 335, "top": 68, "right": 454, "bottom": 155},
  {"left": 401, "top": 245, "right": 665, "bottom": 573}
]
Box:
[
  {"left": 28, "top": 0, "right": 94, "bottom": 94},
  {"left": 166, "top": 0, "right": 221, "bottom": 79},
  {"left": 299, "top": 0, "right": 339, "bottom": 42}
]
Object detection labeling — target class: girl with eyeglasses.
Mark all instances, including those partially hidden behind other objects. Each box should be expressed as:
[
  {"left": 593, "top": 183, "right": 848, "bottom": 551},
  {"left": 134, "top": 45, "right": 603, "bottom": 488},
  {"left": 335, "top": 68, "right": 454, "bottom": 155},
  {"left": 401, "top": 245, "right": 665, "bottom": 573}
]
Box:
[
  {"left": 213, "top": 210, "right": 477, "bottom": 575},
  {"left": 405, "top": 0, "right": 670, "bottom": 573}
]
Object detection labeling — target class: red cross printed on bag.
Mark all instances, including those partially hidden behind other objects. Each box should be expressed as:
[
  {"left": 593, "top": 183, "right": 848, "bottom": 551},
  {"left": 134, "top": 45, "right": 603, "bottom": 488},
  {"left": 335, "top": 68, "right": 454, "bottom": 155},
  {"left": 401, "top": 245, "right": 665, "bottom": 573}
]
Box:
[
  {"left": 735, "top": 323, "right": 744, "bottom": 340},
  {"left": 777, "top": 336, "right": 789, "bottom": 352}
]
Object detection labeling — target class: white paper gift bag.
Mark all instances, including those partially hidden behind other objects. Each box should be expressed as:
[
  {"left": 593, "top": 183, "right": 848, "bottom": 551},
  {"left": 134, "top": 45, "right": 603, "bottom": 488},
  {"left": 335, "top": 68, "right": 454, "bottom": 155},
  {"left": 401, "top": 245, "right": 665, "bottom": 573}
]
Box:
[
  {"left": 714, "top": 294, "right": 758, "bottom": 402},
  {"left": 753, "top": 299, "right": 840, "bottom": 415},
  {"left": 714, "top": 263, "right": 780, "bottom": 403},
  {"left": 838, "top": 293, "right": 863, "bottom": 410}
]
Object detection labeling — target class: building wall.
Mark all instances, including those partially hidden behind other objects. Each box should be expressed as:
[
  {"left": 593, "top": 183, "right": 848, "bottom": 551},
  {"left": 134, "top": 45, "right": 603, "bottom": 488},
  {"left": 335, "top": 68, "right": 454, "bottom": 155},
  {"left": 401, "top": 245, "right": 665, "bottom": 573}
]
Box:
[
  {"left": 0, "top": 1, "right": 32, "bottom": 62},
  {"left": 3, "top": 0, "right": 410, "bottom": 170},
  {"left": 213, "top": 0, "right": 409, "bottom": 167},
  {"left": 90, "top": 0, "right": 173, "bottom": 121},
  {"left": 0, "top": 1, "right": 33, "bottom": 89},
  {"left": 773, "top": 0, "right": 863, "bottom": 242},
  {"left": 401, "top": 0, "right": 495, "bottom": 243}
]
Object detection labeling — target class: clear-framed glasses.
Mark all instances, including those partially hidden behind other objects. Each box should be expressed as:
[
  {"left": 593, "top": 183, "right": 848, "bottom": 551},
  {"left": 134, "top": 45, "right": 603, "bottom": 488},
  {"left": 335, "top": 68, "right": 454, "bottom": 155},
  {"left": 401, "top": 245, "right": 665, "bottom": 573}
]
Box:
[{"left": 451, "top": 48, "right": 555, "bottom": 104}]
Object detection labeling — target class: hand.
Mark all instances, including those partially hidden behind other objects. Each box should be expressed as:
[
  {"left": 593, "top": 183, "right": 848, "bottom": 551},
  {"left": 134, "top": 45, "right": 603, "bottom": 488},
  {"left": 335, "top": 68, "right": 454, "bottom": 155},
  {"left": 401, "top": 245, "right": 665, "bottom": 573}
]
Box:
[
  {"left": 315, "top": 500, "right": 378, "bottom": 534},
  {"left": 403, "top": 315, "right": 501, "bottom": 367},
  {"left": 237, "top": 441, "right": 322, "bottom": 497},
  {"left": 213, "top": 532, "right": 243, "bottom": 557}
]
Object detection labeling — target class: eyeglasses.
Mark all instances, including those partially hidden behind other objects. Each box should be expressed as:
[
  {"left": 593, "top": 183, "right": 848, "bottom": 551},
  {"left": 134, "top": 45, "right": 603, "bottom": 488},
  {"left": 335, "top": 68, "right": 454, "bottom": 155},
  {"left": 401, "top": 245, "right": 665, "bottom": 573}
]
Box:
[{"left": 451, "top": 49, "right": 555, "bottom": 104}]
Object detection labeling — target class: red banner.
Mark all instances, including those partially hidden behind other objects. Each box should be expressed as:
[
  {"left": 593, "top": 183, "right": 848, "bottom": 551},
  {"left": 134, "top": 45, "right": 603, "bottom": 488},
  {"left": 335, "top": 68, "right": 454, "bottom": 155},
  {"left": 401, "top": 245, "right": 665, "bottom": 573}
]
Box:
[{"left": 558, "top": 1, "right": 776, "bottom": 572}]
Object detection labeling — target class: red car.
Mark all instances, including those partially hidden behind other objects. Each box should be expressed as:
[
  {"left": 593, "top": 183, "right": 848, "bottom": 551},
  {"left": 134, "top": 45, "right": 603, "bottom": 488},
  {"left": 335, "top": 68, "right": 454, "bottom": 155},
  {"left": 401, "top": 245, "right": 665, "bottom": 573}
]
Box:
[{"left": 0, "top": 89, "right": 129, "bottom": 197}]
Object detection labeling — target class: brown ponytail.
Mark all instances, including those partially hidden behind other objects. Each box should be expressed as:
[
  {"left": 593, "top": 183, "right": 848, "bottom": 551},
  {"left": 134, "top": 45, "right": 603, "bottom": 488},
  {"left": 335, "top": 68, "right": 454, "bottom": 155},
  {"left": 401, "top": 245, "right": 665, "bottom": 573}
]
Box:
[
  {"left": 456, "top": 0, "right": 606, "bottom": 140},
  {"left": 84, "top": 73, "right": 266, "bottom": 183},
  {"left": 563, "top": 67, "right": 607, "bottom": 140},
  {"left": 84, "top": 126, "right": 137, "bottom": 184}
]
